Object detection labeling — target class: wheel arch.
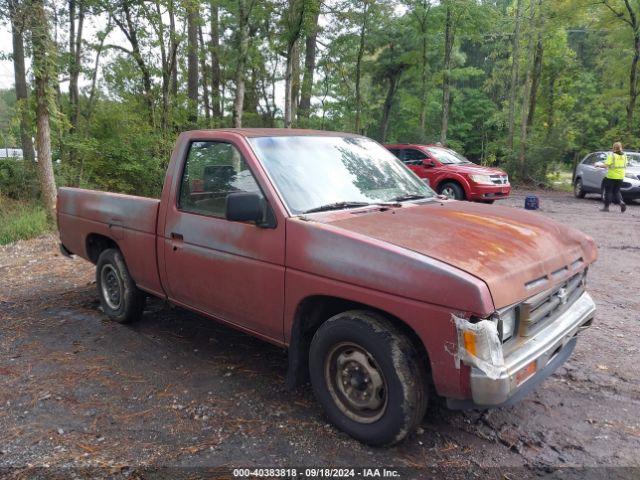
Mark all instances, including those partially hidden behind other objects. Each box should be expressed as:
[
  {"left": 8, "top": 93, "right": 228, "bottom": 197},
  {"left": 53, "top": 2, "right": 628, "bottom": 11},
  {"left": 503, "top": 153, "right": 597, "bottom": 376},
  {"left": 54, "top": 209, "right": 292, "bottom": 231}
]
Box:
[
  {"left": 285, "top": 295, "right": 431, "bottom": 390},
  {"left": 436, "top": 176, "right": 469, "bottom": 199},
  {"left": 85, "top": 233, "right": 119, "bottom": 264}
]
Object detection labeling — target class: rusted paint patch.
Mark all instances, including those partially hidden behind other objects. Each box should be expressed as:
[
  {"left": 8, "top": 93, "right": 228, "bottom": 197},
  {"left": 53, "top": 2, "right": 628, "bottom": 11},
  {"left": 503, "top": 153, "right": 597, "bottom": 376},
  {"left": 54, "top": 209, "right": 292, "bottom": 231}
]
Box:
[{"left": 324, "top": 201, "right": 597, "bottom": 308}]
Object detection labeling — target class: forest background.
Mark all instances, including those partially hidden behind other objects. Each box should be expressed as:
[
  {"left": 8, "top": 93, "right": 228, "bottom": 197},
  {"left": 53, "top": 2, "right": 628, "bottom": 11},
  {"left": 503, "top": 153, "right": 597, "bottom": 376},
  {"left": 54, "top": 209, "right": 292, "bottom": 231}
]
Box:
[{"left": 0, "top": 0, "right": 636, "bottom": 242}]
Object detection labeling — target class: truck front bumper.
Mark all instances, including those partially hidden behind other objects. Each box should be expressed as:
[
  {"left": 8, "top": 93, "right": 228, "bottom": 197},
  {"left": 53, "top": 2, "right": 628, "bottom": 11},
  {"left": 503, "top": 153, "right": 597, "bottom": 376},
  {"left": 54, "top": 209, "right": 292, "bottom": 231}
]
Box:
[{"left": 448, "top": 291, "right": 596, "bottom": 409}]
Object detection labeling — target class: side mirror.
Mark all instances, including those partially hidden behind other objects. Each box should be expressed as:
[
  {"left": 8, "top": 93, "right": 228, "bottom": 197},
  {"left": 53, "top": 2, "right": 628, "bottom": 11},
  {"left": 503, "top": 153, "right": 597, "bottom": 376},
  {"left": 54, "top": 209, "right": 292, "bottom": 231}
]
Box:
[
  {"left": 226, "top": 192, "right": 265, "bottom": 224},
  {"left": 423, "top": 160, "right": 436, "bottom": 168}
]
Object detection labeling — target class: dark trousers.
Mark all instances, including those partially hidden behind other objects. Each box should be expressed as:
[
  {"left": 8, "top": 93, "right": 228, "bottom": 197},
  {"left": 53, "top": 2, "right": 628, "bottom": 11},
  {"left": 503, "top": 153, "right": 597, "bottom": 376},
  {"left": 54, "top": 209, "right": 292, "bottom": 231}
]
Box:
[{"left": 603, "top": 178, "right": 625, "bottom": 207}]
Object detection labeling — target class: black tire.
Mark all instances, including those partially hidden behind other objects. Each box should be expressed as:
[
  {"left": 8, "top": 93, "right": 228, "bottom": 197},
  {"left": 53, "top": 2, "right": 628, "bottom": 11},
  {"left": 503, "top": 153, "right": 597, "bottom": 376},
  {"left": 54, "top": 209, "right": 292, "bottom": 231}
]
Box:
[
  {"left": 438, "top": 181, "right": 465, "bottom": 200},
  {"left": 483, "top": 200, "right": 496, "bottom": 204},
  {"left": 574, "top": 178, "right": 586, "bottom": 198},
  {"left": 96, "top": 248, "right": 145, "bottom": 323},
  {"left": 309, "top": 310, "right": 428, "bottom": 446}
]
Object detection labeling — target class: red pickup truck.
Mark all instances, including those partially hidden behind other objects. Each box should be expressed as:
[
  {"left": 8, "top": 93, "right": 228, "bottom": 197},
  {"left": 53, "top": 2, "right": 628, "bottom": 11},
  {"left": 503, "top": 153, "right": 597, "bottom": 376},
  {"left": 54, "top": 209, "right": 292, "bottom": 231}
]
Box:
[
  {"left": 58, "top": 129, "right": 597, "bottom": 446},
  {"left": 385, "top": 143, "right": 511, "bottom": 202}
]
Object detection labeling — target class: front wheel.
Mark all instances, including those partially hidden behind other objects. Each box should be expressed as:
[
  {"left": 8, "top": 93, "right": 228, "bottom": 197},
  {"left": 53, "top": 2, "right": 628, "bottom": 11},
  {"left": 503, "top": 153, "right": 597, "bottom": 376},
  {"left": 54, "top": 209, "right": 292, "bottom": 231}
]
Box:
[
  {"left": 309, "top": 311, "right": 428, "bottom": 446},
  {"left": 574, "top": 178, "right": 586, "bottom": 198},
  {"left": 438, "top": 182, "right": 465, "bottom": 200},
  {"left": 96, "top": 248, "right": 145, "bottom": 323}
]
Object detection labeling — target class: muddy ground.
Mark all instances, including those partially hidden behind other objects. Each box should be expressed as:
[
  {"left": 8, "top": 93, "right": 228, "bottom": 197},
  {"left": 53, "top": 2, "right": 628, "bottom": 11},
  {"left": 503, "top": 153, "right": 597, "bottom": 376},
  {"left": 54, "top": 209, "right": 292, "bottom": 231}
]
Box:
[{"left": 0, "top": 190, "right": 639, "bottom": 479}]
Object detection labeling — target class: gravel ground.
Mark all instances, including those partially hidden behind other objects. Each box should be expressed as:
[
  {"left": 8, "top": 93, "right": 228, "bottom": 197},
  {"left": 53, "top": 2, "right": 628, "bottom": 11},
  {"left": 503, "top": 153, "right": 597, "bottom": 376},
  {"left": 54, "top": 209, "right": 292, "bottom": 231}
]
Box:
[{"left": 0, "top": 189, "right": 639, "bottom": 479}]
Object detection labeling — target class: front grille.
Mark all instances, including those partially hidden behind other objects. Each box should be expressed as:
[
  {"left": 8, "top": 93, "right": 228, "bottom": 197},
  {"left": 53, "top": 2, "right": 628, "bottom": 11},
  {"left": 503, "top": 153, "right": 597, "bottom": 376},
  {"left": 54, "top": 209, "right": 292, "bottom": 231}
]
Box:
[
  {"left": 517, "top": 270, "right": 587, "bottom": 337},
  {"left": 490, "top": 175, "right": 509, "bottom": 185}
]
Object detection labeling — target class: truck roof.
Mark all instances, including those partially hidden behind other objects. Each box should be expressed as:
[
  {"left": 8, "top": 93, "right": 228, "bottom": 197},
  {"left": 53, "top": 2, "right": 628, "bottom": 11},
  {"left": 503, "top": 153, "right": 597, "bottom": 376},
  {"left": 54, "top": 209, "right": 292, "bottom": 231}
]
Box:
[{"left": 185, "top": 128, "right": 361, "bottom": 138}]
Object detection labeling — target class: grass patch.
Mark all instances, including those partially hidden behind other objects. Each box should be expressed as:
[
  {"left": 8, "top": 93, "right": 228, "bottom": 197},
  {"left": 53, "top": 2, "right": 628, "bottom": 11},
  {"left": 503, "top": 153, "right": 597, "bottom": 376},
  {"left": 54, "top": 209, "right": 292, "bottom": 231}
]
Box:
[
  {"left": 0, "top": 196, "right": 52, "bottom": 245},
  {"left": 547, "top": 167, "right": 574, "bottom": 193}
]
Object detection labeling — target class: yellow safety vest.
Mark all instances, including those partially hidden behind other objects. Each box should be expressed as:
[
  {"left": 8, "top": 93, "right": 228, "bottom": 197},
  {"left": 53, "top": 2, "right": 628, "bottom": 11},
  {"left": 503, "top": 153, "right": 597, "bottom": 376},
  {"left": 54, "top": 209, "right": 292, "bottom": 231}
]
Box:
[{"left": 605, "top": 152, "right": 627, "bottom": 180}]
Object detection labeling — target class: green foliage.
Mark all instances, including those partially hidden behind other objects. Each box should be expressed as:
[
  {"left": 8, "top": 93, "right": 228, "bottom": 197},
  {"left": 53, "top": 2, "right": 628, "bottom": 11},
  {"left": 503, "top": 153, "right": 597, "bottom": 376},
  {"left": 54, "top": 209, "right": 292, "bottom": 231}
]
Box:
[
  {"left": 0, "top": 196, "right": 51, "bottom": 245},
  {"left": 76, "top": 101, "right": 171, "bottom": 197},
  {"left": 0, "top": 159, "right": 39, "bottom": 200},
  {"left": 3, "top": 0, "right": 640, "bottom": 202}
]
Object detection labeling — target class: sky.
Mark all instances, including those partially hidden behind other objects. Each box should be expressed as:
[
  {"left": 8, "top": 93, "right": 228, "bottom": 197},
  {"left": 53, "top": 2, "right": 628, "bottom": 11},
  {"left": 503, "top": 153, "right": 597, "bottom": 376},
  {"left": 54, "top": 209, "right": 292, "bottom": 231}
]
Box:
[{"left": 0, "top": 28, "right": 17, "bottom": 89}]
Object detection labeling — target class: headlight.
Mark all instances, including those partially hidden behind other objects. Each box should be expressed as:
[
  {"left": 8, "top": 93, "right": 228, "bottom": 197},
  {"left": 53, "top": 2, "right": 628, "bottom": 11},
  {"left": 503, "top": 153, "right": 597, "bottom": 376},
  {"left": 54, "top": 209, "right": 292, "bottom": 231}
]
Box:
[
  {"left": 497, "top": 308, "right": 517, "bottom": 341},
  {"left": 469, "top": 174, "right": 494, "bottom": 185},
  {"left": 625, "top": 172, "right": 637, "bottom": 179}
]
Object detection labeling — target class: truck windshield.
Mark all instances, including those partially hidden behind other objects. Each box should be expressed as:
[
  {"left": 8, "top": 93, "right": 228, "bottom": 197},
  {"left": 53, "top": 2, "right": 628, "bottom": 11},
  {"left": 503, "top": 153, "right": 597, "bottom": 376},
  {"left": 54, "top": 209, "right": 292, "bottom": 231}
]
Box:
[{"left": 249, "top": 136, "right": 435, "bottom": 215}]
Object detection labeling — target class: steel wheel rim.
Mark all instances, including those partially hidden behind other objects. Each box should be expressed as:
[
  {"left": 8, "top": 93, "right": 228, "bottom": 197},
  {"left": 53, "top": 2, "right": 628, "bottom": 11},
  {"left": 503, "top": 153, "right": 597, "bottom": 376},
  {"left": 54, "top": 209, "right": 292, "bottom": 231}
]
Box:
[
  {"left": 100, "top": 264, "right": 123, "bottom": 310},
  {"left": 441, "top": 187, "right": 456, "bottom": 199},
  {"left": 324, "top": 342, "right": 388, "bottom": 424}
]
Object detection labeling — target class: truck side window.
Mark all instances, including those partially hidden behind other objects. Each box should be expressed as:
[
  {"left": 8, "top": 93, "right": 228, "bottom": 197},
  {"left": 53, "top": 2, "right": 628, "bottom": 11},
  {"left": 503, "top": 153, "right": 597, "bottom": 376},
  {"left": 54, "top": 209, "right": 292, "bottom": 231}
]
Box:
[{"left": 179, "top": 141, "right": 263, "bottom": 217}]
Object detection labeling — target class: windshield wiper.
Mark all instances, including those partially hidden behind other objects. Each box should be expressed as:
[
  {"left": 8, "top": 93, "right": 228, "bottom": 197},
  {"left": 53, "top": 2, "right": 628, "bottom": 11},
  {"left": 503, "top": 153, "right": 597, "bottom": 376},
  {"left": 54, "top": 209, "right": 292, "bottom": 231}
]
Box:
[
  {"left": 388, "top": 194, "right": 429, "bottom": 202},
  {"left": 303, "top": 201, "right": 371, "bottom": 214}
]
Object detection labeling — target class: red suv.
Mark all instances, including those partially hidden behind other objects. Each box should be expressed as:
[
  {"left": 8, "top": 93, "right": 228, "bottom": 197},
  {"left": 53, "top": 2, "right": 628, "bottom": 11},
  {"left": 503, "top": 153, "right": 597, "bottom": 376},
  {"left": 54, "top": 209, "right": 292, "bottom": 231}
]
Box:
[{"left": 385, "top": 144, "right": 511, "bottom": 202}]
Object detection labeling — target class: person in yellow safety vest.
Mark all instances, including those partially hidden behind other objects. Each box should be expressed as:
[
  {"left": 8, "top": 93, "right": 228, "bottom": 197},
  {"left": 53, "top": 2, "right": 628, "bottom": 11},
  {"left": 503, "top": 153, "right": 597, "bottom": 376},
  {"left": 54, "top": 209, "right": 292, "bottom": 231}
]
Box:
[{"left": 597, "top": 142, "right": 627, "bottom": 213}]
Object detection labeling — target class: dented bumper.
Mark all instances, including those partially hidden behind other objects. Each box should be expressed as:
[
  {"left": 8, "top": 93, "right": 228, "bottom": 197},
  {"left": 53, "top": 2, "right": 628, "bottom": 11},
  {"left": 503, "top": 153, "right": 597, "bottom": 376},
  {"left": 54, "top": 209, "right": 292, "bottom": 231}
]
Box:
[{"left": 449, "top": 291, "right": 596, "bottom": 409}]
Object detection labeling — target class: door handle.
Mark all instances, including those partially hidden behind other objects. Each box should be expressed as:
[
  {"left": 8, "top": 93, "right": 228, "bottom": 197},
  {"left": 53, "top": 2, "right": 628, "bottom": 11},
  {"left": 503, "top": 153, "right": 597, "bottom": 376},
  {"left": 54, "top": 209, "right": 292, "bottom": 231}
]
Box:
[{"left": 170, "top": 232, "right": 183, "bottom": 251}]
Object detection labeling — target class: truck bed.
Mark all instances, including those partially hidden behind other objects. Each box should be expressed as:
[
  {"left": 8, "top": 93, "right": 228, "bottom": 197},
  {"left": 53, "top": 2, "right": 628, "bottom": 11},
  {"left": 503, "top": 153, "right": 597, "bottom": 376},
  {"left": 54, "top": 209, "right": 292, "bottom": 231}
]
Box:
[{"left": 57, "top": 187, "right": 163, "bottom": 296}]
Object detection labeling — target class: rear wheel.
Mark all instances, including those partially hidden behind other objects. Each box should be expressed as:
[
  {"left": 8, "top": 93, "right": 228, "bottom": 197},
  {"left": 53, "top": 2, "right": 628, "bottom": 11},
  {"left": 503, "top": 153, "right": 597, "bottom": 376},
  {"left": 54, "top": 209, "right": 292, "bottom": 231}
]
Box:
[
  {"left": 96, "top": 248, "right": 145, "bottom": 323},
  {"left": 574, "top": 178, "right": 586, "bottom": 198},
  {"left": 438, "top": 181, "right": 465, "bottom": 200},
  {"left": 309, "top": 310, "right": 428, "bottom": 446}
]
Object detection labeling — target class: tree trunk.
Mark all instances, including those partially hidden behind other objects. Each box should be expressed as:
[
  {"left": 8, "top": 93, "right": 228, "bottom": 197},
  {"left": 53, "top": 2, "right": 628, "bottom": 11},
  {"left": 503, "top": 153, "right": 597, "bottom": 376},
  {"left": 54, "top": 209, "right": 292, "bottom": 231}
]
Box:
[
  {"left": 507, "top": 0, "right": 524, "bottom": 150},
  {"left": 68, "top": 0, "right": 84, "bottom": 132},
  {"left": 210, "top": 0, "right": 222, "bottom": 120},
  {"left": 414, "top": 1, "right": 431, "bottom": 134},
  {"left": 154, "top": 0, "right": 170, "bottom": 133},
  {"left": 10, "top": 6, "right": 35, "bottom": 163},
  {"left": 31, "top": 0, "right": 58, "bottom": 220},
  {"left": 518, "top": 0, "right": 539, "bottom": 177},
  {"left": 627, "top": 31, "right": 640, "bottom": 132},
  {"left": 186, "top": 1, "right": 199, "bottom": 126},
  {"left": 233, "top": 0, "right": 250, "bottom": 128},
  {"left": 419, "top": 26, "right": 428, "bottom": 133},
  {"left": 546, "top": 73, "right": 555, "bottom": 140},
  {"left": 527, "top": 31, "right": 543, "bottom": 126},
  {"left": 291, "top": 38, "right": 301, "bottom": 125},
  {"left": 198, "top": 25, "right": 211, "bottom": 123},
  {"left": 284, "top": 43, "right": 294, "bottom": 128},
  {"left": 284, "top": 0, "right": 305, "bottom": 128},
  {"left": 87, "top": 19, "right": 110, "bottom": 118},
  {"left": 299, "top": 6, "right": 320, "bottom": 126},
  {"left": 380, "top": 72, "right": 401, "bottom": 142},
  {"left": 354, "top": 0, "right": 369, "bottom": 133},
  {"left": 440, "top": 3, "right": 453, "bottom": 145},
  {"left": 169, "top": 0, "right": 178, "bottom": 99}
]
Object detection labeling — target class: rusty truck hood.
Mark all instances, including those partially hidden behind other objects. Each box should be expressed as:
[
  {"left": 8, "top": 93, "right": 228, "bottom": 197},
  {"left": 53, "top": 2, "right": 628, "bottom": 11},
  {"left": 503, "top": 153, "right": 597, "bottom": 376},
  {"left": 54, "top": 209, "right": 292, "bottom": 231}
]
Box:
[{"left": 321, "top": 201, "right": 597, "bottom": 309}]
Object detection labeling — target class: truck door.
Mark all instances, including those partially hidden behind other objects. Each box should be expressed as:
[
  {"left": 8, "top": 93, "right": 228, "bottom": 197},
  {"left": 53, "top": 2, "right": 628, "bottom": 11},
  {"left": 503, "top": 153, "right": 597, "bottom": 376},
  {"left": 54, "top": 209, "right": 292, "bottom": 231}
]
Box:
[{"left": 162, "top": 140, "right": 285, "bottom": 342}]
